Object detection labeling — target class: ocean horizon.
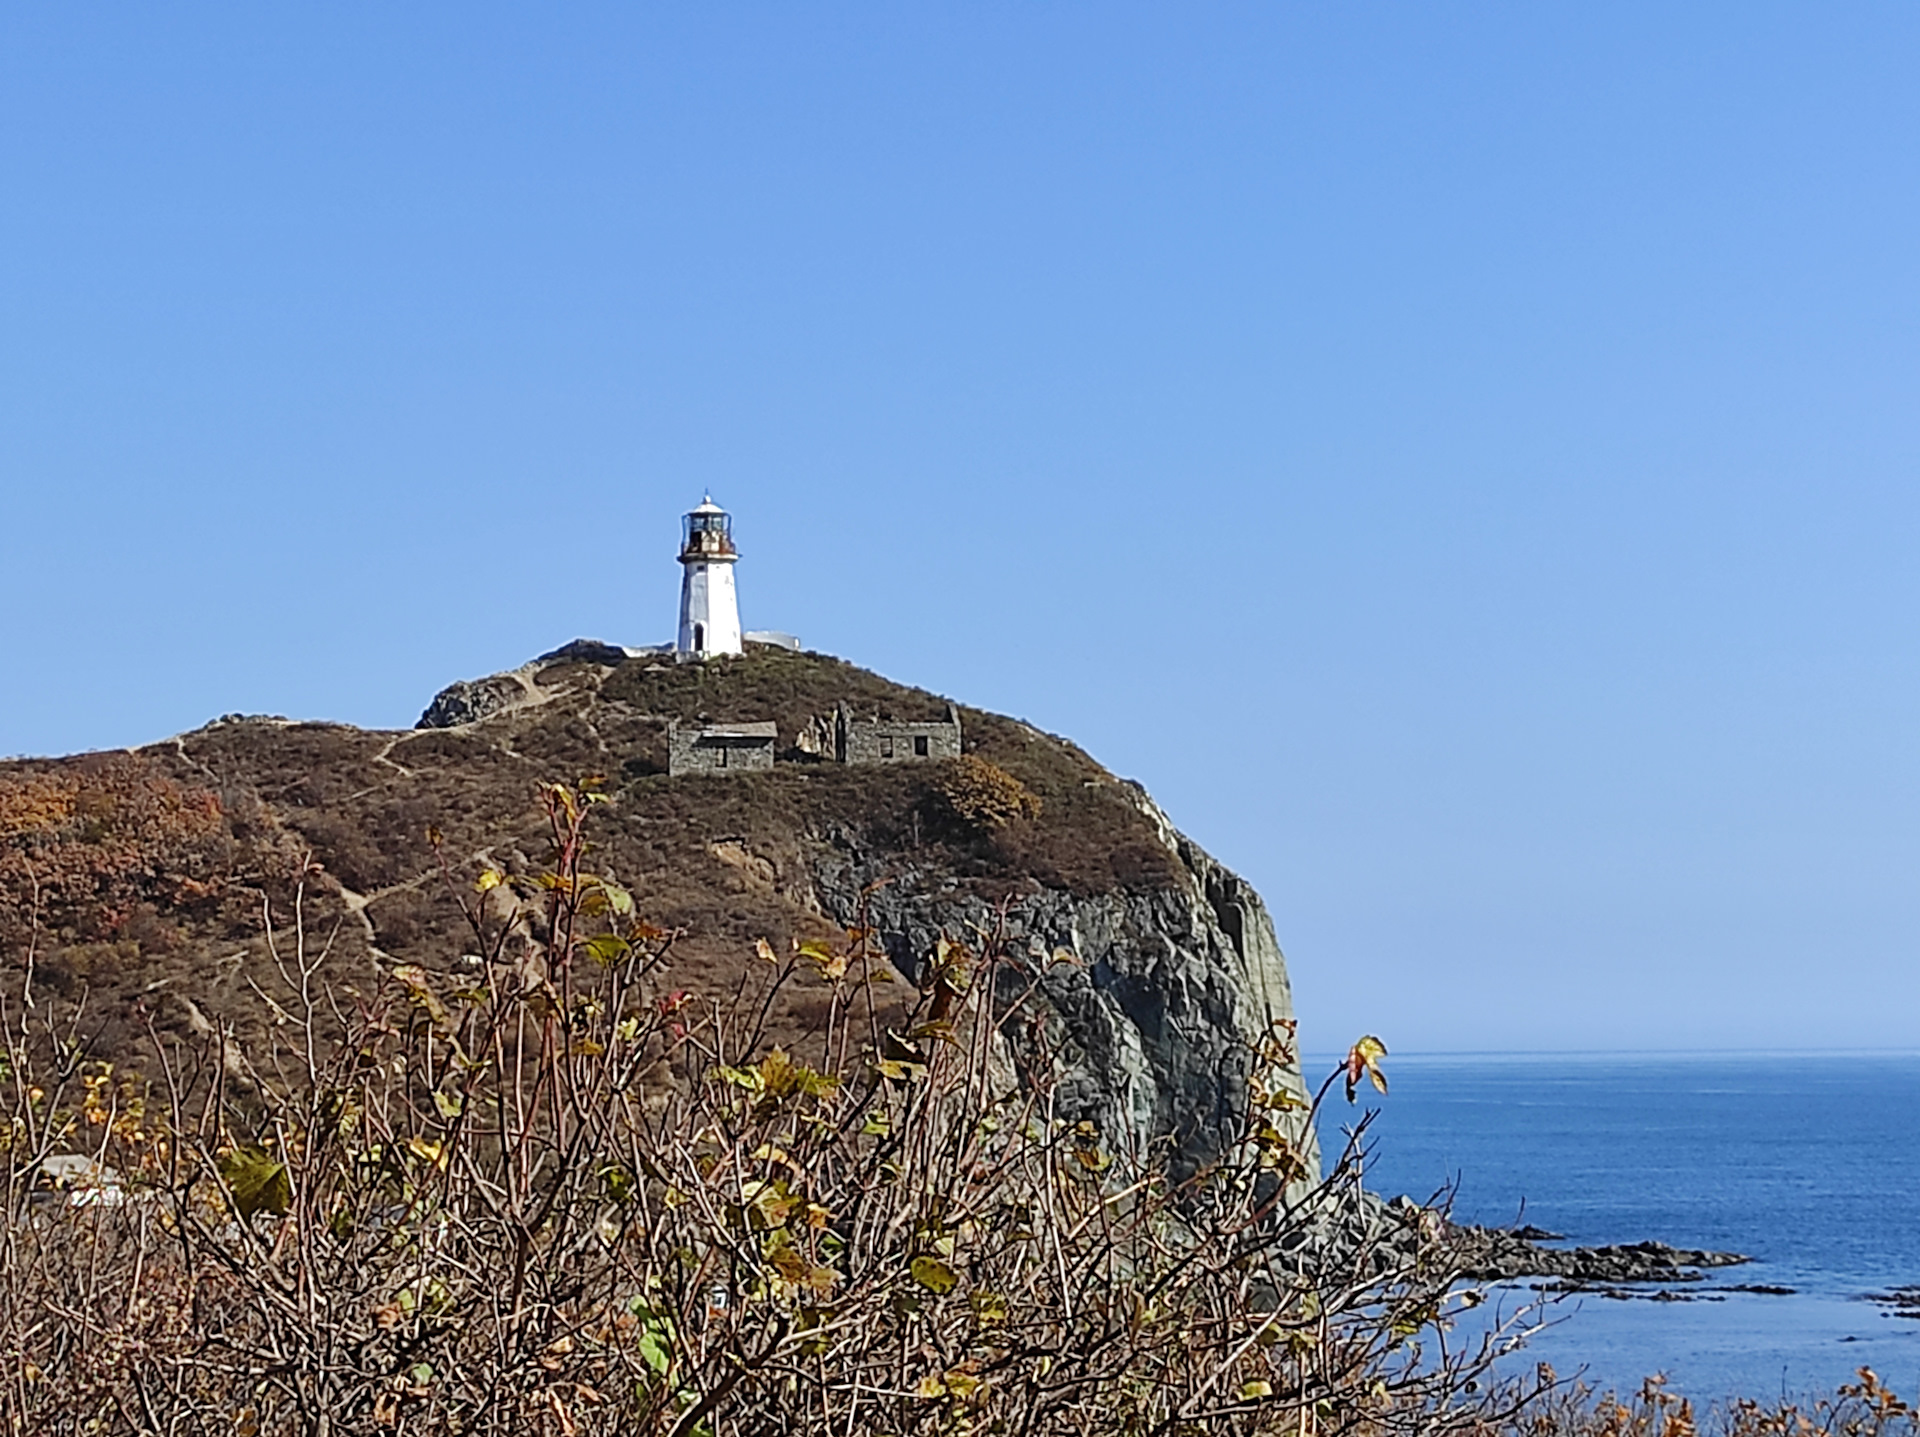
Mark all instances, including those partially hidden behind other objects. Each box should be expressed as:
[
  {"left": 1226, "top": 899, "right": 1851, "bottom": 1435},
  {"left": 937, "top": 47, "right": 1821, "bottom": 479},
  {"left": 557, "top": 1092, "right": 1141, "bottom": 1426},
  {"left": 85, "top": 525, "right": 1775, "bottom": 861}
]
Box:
[{"left": 1305, "top": 1050, "right": 1920, "bottom": 1405}]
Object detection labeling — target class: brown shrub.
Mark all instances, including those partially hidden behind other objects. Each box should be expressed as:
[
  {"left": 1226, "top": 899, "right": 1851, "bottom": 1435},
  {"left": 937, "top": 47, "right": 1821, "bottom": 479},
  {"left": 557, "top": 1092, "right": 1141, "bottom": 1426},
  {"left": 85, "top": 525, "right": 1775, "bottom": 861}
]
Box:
[
  {"left": 0, "top": 786, "right": 1531, "bottom": 1437},
  {"left": 930, "top": 754, "right": 1042, "bottom": 831}
]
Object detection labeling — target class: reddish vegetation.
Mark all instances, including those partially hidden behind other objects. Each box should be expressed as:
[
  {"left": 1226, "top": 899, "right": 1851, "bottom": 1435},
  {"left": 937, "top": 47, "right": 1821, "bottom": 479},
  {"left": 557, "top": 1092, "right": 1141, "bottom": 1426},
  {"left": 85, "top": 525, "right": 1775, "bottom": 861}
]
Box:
[{"left": 0, "top": 754, "right": 301, "bottom": 955}]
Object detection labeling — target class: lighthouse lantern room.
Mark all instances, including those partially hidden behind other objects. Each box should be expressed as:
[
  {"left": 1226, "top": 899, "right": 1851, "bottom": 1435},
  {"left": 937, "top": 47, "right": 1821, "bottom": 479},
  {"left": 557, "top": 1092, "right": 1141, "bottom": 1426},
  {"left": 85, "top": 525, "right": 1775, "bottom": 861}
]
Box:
[{"left": 676, "top": 495, "right": 743, "bottom": 660}]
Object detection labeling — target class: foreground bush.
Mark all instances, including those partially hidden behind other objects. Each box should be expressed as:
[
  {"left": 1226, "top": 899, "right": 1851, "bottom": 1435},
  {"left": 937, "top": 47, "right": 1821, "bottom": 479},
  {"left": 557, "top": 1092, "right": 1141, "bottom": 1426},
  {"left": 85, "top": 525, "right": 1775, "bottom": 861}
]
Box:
[
  {"left": 1507, "top": 1369, "right": 1917, "bottom": 1437},
  {"left": 2, "top": 783, "right": 1538, "bottom": 1436}
]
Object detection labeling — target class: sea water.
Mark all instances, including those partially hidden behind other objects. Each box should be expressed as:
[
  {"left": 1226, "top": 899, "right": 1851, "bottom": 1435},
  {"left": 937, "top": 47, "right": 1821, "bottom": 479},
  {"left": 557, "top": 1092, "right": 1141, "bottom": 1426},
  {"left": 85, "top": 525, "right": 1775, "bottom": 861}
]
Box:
[{"left": 1306, "top": 1053, "right": 1920, "bottom": 1404}]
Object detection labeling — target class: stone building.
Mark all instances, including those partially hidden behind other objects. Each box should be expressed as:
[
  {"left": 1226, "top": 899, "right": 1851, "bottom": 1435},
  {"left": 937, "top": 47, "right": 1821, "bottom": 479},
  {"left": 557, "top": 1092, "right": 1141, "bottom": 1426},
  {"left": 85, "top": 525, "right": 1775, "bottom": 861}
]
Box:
[
  {"left": 835, "top": 702, "right": 962, "bottom": 764},
  {"left": 667, "top": 720, "right": 776, "bottom": 776}
]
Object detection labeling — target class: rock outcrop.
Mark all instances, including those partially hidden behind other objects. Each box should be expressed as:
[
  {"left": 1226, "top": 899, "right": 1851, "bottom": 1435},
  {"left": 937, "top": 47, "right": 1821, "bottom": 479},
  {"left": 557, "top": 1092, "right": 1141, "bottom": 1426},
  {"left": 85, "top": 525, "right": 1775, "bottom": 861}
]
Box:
[
  {"left": 810, "top": 789, "right": 1315, "bottom": 1183},
  {"left": 417, "top": 671, "right": 534, "bottom": 728}
]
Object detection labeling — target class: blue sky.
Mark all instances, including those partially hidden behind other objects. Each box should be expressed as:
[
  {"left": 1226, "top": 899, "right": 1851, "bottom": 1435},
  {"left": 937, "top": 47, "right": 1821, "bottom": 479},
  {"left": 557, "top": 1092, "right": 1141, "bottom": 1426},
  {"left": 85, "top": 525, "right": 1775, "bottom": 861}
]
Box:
[{"left": 4, "top": 5, "right": 1918, "bottom": 1052}]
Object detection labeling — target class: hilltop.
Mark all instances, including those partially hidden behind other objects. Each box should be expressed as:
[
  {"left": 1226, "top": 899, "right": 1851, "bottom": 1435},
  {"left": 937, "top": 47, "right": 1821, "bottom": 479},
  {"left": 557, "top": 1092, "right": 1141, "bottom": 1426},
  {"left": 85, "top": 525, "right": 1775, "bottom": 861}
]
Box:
[{"left": 0, "top": 643, "right": 1312, "bottom": 1178}]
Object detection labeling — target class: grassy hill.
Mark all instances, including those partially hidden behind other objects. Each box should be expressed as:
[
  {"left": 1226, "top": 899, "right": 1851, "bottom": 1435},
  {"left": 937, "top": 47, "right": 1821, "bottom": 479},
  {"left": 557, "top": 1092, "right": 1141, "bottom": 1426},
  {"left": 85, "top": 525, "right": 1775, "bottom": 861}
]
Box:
[{"left": 0, "top": 646, "right": 1177, "bottom": 1066}]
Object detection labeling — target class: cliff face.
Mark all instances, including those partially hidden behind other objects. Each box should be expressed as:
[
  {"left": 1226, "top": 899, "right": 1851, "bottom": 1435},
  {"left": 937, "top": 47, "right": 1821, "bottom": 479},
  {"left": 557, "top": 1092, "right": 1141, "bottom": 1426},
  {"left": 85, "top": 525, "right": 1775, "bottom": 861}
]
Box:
[
  {"left": 809, "top": 791, "right": 1315, "bottom": 1182},
  {"left": 0, "top": 644, "right": 1315, "bottom": 1182}
]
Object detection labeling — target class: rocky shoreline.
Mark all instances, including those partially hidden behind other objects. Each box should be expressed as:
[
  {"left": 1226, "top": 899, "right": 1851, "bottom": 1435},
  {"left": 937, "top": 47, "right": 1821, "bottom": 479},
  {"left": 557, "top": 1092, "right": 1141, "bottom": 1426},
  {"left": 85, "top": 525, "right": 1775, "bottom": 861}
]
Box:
[
  {"left": 1276, "top": 1189, "right": 1756, "bottom": 1296},
  {"left": 1459, "top": 1228, "right": 1752, "bottom": 1287}
]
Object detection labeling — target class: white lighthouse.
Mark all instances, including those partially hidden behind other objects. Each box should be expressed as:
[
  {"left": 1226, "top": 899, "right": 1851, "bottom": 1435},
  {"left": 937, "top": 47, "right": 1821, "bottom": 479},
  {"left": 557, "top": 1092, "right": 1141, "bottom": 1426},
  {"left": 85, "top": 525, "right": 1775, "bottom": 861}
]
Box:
[{"left": 676, "top": 495, "right": 743, "bottom": 661}]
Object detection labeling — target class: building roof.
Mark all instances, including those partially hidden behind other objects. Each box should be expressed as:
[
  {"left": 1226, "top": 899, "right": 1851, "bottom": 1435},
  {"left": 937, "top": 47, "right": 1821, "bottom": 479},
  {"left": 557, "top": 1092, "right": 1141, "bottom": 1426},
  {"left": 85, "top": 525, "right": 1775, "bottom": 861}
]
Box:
[{"left": 690, "top": 721, "right": 777, "bottom": 739}]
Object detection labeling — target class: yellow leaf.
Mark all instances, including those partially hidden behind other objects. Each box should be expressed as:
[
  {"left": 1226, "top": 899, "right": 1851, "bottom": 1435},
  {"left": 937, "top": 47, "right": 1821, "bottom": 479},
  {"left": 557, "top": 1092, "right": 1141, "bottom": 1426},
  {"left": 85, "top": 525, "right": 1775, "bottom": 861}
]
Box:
[
  {"left": 910, "top": 1255, "right": 958, "bottom": 1294},
  {"left": 1343, "top": 1034, "right": 1389, "bottom": 1103},
  {"left": 391, "top": 964, "right": 454, "bottom": 1031},
  {"left": 407, "top": 1137, "right": 446, "bottom": 1167},
  {"left": 970, "top": 1290, "right": 1009, "bottom": 1324},
  {"left": 795, "top": 939, "right": 848, "bottom": 980},
  {"left": 1240, "top": 1380, "right": 1274, "bottom": 1400},
  {"left": 475, "top": 869, "right": 504, "bottom": 893}
]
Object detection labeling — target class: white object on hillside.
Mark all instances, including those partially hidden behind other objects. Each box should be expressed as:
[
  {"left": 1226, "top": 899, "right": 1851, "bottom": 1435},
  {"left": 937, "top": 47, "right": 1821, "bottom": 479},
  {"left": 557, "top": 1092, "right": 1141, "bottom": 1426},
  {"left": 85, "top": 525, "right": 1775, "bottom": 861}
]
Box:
[{"left": 676, "top": 495, "right": 743, "bottom": 661}]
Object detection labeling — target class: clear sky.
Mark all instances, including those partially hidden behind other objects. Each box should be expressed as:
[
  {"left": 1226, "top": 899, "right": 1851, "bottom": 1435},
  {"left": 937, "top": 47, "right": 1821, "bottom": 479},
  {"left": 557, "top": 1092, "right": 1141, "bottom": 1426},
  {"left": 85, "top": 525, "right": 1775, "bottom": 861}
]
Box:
[{"left": 4, "top": 5, "right": 1918, "bottom": 1053}]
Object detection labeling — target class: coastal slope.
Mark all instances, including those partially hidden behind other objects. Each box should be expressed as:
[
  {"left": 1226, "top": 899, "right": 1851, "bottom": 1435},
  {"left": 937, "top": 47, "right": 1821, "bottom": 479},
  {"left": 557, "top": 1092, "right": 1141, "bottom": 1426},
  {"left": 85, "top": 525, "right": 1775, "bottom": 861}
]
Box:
[{"left": 0, "top": 644, "right": 1317, "bottom": 1181}]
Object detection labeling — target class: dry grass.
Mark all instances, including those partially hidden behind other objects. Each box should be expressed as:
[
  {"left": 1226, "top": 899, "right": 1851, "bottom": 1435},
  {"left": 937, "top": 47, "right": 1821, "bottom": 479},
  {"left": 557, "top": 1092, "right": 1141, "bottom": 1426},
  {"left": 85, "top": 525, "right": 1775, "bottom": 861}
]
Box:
[{"left": 0, "top": 649, "right": 1176, "bottom": 1071}]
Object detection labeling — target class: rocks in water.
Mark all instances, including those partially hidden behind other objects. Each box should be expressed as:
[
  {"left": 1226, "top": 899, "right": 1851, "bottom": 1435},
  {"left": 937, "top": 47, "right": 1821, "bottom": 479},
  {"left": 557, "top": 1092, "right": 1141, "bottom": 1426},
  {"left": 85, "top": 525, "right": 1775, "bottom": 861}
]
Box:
[
  {"left": 1462, "top": 1233, "right": 1750, "bottom": 1285},
  {"left": 1269, "top": 1196, "right": 1762, "bottom": 1297},
  {"left": 1250, "top": 1186, "right": 1772, "bottom": 1300},
  {"left": 1861, "top": 1285, "right": 1920, "bottom": 1319}
]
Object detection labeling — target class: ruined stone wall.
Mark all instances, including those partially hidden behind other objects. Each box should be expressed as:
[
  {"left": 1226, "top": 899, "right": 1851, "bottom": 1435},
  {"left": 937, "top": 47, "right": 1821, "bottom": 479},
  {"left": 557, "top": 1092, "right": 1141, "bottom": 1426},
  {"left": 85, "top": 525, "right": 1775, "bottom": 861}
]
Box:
[
  {"left": 667, "top": 722, "right": 776, "bottom": 776},
  {"left": 837, "top": 703, "right": 963, "bottom": 764}
]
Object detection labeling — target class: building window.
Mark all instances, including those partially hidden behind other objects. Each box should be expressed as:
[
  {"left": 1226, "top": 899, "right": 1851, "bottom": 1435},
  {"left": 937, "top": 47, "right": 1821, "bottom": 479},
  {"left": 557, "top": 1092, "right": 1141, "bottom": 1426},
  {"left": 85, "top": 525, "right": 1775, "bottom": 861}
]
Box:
[
  {"left": 914, "top": 736, "right": 929, "bottom": 757},
  {"left": 880, "top": 735, "right": 894, "bottom": 759}
]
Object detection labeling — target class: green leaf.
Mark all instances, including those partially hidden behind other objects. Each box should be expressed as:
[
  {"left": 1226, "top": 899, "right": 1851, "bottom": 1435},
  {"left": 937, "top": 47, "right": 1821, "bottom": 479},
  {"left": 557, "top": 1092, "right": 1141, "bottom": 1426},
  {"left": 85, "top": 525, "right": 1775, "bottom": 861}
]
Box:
[
  {"left": 432, "top": 1089, "right": 464, "bottom": 1120},
  {"left": 217, "top": 1146, "right": 291, "bottom": 1220},
  {"left": 585, "top": 933, "right": 632, "bottom": 966},
  {"left": 910, "top": 1255, "right": 958, "bottom": 1294},
  {"left": 637, "top": 1330, "right": 671, "bottom": 1376}
]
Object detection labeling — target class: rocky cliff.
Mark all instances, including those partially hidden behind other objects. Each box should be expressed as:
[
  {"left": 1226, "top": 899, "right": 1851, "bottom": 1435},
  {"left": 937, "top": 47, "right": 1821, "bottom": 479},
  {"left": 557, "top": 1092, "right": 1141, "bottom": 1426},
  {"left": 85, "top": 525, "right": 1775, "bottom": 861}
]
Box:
[
  {"left": 810, "top": 793, "right": 1313, "bottom": 1183},
  {"left": 0, "top": 644, "right": 1316, "bottom": 1181}
]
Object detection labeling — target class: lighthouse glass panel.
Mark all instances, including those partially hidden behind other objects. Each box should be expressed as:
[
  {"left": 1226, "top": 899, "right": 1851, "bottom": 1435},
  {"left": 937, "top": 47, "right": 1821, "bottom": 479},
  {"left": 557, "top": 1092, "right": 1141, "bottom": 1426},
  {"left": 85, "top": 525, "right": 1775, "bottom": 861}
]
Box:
[{"left": 684, "top": 513, "right": 731, "bottom": 538}]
